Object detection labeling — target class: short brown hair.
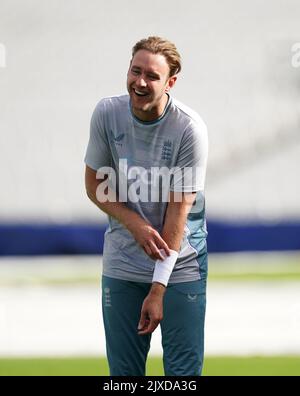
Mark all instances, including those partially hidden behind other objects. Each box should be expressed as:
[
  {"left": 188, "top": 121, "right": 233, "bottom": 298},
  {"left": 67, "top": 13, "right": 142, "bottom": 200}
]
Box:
[{"left": 132, "top": 36, "right": 182, "bottom": 77}]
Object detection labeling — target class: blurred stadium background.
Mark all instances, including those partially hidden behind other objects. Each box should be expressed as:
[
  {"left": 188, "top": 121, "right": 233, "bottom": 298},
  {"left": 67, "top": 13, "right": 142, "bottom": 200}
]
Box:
[{"left": 0, "top": 0, "right": 300, "bottom": 376}]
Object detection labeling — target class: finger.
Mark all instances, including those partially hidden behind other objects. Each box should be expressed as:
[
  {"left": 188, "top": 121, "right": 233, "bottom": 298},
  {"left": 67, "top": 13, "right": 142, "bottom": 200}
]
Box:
[
  {"left": 137, "top": 311, "right": 148, "bottom": 331},
  {"left": 148, "top": 240, "right": 165, "bottom": 260},
  {"left": 137, "top": 319, "right": 150, "bottom": 334},
  {"left": 143, "top": 244, "right": 157, "bottom": 260},
  {"left": 138, "top": 318, "right": 160, "bottom": 335},
  {"left": 143, "top": 245, "right": 152, "bottom": 257},
  {"left": 154, "top": 235, "right": 171, "bottom": 256},
  {"left": 138, "top": 318, "right": 145, "bottom": 331}
]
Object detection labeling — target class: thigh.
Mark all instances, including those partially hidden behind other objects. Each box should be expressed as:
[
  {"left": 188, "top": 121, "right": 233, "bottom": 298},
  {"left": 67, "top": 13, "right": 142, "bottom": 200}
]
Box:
[
  {"left": 161, "top": 279, "right": 207, "bottom": 376},
  {"left": 102, "top": 275, "right": 152, "bottom": 376}
]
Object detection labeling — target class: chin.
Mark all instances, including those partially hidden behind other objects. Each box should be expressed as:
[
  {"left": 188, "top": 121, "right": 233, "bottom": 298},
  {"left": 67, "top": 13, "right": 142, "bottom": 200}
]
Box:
[
  {"left": 132, "top": 105, "right": 148, "bottom": 115},
  {"left": 132, "top": 100, "right": 151, "bottom": 112}
]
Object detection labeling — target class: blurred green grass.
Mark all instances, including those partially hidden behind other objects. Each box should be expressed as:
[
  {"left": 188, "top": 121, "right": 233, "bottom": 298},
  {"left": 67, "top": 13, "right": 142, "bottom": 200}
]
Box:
[
  {"left": 1, "top": 266, "right": 300, "bottom": 286},
  {"left": 1, "top": 356, "right": 300, "bottom": 376},
  {"left": 1, "top": 253, "right": 299, "bottom": 286},
  {"left": 208, "top": 272, "right": 300, "bottom": 281}
]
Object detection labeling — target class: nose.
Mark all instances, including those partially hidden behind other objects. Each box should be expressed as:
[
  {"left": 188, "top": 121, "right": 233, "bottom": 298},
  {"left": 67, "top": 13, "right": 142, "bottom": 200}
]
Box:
[{"left": 136, "top": 75, "right": 147, "bottom": 88}]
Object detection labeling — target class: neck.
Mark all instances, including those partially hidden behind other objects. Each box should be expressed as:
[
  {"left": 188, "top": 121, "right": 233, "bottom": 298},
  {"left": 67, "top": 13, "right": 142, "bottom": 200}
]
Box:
[{"left": 132, "top": 93, "right": 169, "bottom": 122}]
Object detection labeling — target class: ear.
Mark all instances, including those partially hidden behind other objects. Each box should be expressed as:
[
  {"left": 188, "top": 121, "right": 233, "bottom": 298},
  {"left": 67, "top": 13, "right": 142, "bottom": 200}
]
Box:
[{"left": 166, "top": 75, "right": 177, "bottom": 92}]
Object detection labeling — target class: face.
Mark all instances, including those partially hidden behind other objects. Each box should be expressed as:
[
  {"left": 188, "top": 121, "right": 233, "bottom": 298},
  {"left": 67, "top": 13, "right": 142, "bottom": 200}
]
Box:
[{"left": 127, "top": 49, "right": 177, "bottom": 121}]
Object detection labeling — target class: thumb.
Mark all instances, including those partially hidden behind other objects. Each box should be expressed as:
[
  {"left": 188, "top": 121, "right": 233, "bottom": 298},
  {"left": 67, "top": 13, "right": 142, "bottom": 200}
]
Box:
[{"left": 138, "top": 311, "right": 147, "bottom": 330}]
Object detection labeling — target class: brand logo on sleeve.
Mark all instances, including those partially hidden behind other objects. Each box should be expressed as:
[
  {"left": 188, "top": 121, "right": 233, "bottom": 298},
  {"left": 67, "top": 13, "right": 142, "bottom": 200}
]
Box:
[
  {"left": 114, "top": 133, "right": 125, "bottom": 142},
  {"left": 110, "top": 130, "right": 125, "bottom": 147}
]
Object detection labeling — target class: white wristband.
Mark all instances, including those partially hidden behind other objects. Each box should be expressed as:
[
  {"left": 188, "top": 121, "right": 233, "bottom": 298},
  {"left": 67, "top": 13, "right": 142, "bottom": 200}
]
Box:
[{"left": 152, "top": 249, "right": 179, "bottom": 287}]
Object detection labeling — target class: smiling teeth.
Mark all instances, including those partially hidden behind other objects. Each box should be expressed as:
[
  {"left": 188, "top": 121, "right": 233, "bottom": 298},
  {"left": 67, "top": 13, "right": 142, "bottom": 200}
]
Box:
[{"left": 134, "top": 89, "right": 147, "bottom": 96}]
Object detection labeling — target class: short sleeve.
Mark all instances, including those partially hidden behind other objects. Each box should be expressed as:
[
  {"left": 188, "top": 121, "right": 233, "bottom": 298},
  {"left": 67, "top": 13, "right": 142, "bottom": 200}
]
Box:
[
  {"left": 84, "top": 100, "right": 111, "bottom": 171},
  {"left": 170, "top": 120, "right": 208, "bottom": 192}
]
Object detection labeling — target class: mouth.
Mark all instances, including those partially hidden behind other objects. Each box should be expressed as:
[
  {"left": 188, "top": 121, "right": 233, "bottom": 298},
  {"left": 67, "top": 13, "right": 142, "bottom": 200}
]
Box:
[{"left": 133, "top": 88, "right": 149, "bottom": 98}]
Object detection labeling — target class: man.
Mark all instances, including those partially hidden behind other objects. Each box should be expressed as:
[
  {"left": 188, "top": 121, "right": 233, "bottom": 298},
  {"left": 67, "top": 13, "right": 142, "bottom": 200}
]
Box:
[{"left": 85, "top": 36, "right": 208, "bottom": 376}]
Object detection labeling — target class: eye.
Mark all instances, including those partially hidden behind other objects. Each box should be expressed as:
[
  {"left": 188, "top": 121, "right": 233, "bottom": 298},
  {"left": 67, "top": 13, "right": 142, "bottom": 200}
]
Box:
[
  {"left": 131, "top": 69, "right": 140, "bottom": 75},
  {"left": 148, "top": 74, "right": 159, "bottom": 81}
]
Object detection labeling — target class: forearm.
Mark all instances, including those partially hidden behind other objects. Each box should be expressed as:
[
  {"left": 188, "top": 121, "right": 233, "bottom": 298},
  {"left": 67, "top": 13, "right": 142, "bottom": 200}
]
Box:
[
  {"left": 151, "top": 214, "right": 186, "bottom": 291},
  {"left": 149, "top": 217, "right": 184, "bottom": 292},
  {"left": 85, "top": 166, "right": 170, "bottom": 260},
  {"left": 161, "top": 213, "right": 186, "bottom": 252},
  {"left": 161, "top": 192, "right": 196, "bottom": 251},
  {"left": 87, "top": 188, "right": 146, "bottom": 233},
  {"left": 150, "top": 192, "right": 196, "bottom": 294}
]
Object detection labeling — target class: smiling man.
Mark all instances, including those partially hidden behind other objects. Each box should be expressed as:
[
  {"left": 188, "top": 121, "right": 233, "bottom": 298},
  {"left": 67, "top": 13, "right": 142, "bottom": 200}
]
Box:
[
  {"left": 127, "top": 48, "right": 176, "bottom": 121},
  {"left": 85, "top": 36, "right": 208, "bottom": 376}
]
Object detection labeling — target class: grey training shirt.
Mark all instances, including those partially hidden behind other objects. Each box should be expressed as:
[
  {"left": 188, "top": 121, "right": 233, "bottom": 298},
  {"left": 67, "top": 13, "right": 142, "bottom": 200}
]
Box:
[{"left": 84, "top": 94, "right": 208, "bottom": 283}]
